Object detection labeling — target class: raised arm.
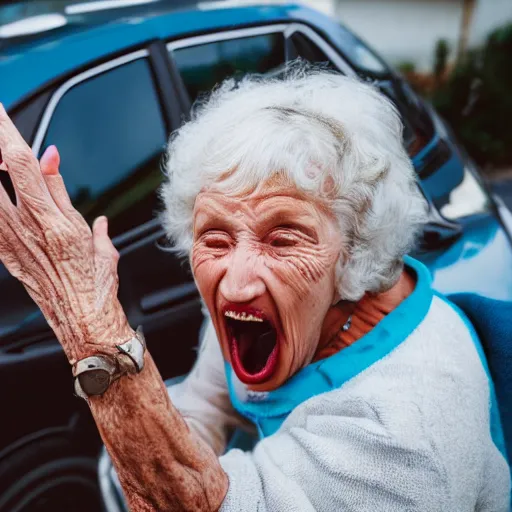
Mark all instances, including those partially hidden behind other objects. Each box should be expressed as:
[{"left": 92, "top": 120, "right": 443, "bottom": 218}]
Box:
[
  {"left": 0, "top": 106, "right": 227, "bottom": 511},
  {"left": 90, "top": 352, "right": 227, "bottom": 511}
]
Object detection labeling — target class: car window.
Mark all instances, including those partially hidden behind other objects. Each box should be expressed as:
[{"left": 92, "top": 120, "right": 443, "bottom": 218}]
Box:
[
  {"left": 170, "top": 26, "right": 434, "bottom": 164},
  {"left": 288, "top": 31, "right": 334, "bottom": 67},
  {"left": 289, "top": 30, "right": 433, "bottom": 157},
  {"left": 335, "top": 26, "right": 390, "bottom": 78},
  {"left": 171, "top": 32, "right": 285, "bottom": 103},
  {"left": 40, "top": 58, "right": 167, "bottom": 238}
]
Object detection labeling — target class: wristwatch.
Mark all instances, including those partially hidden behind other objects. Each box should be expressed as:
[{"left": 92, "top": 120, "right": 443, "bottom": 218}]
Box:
[{"left": 73, "top": 326, "right": 146, "bottom": 399}]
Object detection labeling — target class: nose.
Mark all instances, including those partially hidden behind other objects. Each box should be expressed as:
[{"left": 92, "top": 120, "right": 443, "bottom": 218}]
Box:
[{"left": 219, "top": 245, "right": 266, "bottom": 303}]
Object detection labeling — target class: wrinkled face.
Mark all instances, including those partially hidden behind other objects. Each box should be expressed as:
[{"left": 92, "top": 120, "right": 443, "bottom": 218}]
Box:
[{"left": 191, "top": 179, "right": 343, "bottom": 391}]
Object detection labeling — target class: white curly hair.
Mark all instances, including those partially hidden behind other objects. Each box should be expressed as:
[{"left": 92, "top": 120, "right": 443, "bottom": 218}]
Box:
[{"left": 160, "top": 64, "right": 427, "bottom": 301}]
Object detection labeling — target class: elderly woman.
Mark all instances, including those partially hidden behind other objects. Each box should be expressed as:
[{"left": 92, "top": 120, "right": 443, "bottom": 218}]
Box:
[{"left": 0, "top": 67, "right": 509, "bottom": 511}]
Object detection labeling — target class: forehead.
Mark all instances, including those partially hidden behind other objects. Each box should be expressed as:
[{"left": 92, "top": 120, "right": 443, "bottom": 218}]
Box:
[{"left": 193, "top": 181, "right": 328, "bottom": 226}]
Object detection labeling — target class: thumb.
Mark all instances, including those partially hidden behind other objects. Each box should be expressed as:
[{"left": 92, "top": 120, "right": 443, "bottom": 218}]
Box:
[
  {"left": 93, "top": 217, "right": 121, "bottom": 312},
  {"left": 93, "top": 216, "right": 119, "bottom": 263}
]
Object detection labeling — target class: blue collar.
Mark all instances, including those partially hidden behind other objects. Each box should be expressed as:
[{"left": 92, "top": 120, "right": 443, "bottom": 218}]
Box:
[{"left": 225, "top": 256, "right": 434, "bottom": 438}]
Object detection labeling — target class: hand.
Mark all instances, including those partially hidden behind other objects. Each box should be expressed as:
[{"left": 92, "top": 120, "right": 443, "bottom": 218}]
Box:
[{"left": 0, "top": 104, "right": 133, "bottom": 365}]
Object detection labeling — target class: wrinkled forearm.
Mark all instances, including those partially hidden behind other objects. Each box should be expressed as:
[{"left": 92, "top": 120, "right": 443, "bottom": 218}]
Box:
[
  {"left": 88, "top": 352, "right": 229, "bottom": 511},
  {"left": 0, "top": 108, "right": 228, "bottom": 509}
]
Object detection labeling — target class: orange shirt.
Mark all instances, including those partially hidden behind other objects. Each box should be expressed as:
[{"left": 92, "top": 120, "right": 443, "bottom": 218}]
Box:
[{"left": 313, "top": 269, "right": 416, "bottom": 362}]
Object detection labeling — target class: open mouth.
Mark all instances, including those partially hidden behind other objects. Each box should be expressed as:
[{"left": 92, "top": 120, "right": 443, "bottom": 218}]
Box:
[{"left": 224, "top": 308, "right": 279, "bottom": 385}]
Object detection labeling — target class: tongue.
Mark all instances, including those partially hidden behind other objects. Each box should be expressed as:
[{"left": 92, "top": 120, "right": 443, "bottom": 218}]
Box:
[{"left": 238, "top": 328, "right": 276, "bottom": 375}]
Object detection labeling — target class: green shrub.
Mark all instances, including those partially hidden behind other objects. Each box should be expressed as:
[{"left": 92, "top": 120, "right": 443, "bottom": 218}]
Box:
[
  {"left": 433, "top": 39, "right": 450, "bottom": 81},
  {"left": 432, "top": 23, "right": 512, "bottom": 169},
  {"left": 397, "top": 61, "right": 416, "bottom": 74}
]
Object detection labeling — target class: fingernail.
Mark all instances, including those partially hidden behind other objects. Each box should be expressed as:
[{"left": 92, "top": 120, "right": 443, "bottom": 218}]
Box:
[{"left": 40, "top": 145, "right": 60, "bottom": 175}]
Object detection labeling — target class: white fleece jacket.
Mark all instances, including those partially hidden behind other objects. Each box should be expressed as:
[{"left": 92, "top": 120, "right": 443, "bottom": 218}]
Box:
[{"left": 169, "top": 290, "right": 511, "bottom": 511}]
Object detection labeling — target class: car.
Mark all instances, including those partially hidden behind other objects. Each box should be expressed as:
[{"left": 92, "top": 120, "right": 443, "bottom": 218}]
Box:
[{"left": 1, "top": 1, "right": 512, "bottom": 510}]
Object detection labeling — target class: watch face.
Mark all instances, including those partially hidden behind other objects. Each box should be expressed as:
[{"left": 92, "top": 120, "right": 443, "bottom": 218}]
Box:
[{"left": 78, "top": 369, "right": 111, "bottom": 396}]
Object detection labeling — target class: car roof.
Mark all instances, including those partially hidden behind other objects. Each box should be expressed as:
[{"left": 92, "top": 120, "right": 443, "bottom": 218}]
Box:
[{"left": 0, "top": 1, "right": 330, "bottom": 110}]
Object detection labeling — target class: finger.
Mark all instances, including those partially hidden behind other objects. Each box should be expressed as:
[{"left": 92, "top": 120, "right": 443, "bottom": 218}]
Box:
[
  {"left": 0, "top": 103, "right": 52, "bottom": 203},
  {"left": 0, "top": 147, "right": 7, "bottom": 171},
  {"left": 40, "top": 145, "right": 73, "bottom": 213},
  {"left": 39, "top": 145, "right": 60, "bottom": 176}
]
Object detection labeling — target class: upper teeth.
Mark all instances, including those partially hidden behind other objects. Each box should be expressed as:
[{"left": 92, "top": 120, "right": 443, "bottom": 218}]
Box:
[{"left": 224, "top": 311, "right": 264, "bottom": 322}]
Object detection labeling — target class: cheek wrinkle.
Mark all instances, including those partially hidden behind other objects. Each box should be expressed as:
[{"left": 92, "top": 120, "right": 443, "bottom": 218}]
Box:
[{"left": 268, "top": 244, "right": 335, "bottom": 302}]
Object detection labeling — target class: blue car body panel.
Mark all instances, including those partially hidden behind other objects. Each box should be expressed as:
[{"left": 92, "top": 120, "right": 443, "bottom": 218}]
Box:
[
  {"left": 0, "top": 3, "right": 387, "bottom": 109},
  {"left": 1, "top": 4, "right": 294, "bottom": 109},
  {"left": 424, "top": 215, "right": 512, "bottom": 301},
  {"left": 1, "top": 2, "right": 512, "bottom": 303}
]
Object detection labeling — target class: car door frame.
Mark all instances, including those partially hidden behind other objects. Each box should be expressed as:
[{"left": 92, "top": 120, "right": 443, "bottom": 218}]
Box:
[
  {"left": 23, "top": 38, "right": 204, "bottom": 335},
  {"left": 166, "top": 22, "right": 358, "bottom": 78},
  {"left": 0, "top": 36, "right": 202, "bottom": 459}
]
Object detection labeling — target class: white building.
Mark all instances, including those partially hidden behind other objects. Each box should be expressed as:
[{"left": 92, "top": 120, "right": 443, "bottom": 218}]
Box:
[
  {"left": 330, "top": 0, "right": 512, "bottom": 71},
  {"left": 221, "top": 0, "right": 512, "bottom": 72}
]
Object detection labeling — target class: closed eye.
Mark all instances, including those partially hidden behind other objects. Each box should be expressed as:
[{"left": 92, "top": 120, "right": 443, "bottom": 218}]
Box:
[
  {"left": 206, "top": 239, "right": 230, "bottom": 249},
  {"left": 201, "top": 231, "right": 231, "bottom": 249},
  {"left": 267, "top": 227, "right": 302, "bottom": 248},
  {"left": 269, "top": 235, "right": 298, "bottom": 247}
]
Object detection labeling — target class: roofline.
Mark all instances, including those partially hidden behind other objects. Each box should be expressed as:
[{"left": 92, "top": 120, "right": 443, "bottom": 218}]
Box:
[{"left": 2, "top": 4, "right": 304, "bottom": 111}]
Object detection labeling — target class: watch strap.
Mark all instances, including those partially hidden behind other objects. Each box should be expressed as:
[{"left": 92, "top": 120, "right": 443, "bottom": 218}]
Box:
[
  {"left": 116, "top": 326, "right": 145, "bottom": 373},
  {"left": 73, "top": 327, "right": 146, "bottom": 399}
]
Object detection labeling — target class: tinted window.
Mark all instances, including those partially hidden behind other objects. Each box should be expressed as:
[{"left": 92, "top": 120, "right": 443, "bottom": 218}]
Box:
[
  {"left": 329, "top": 29, "right": 434, "bottom": 155},
  {"left": 335, "top": 26, "right": 390, "bottom": 78},
  {"left": 172, "top": 33, "right": 285, "bottom": 102},
  {"left": 289, "top": 32, "right": 332, "bottom": 66},
  {"left": 41, "top": 58, "right": 167, "bottom": 237},
  {"left": 290, "top": 30, "right": 434, "bottom": 157}
]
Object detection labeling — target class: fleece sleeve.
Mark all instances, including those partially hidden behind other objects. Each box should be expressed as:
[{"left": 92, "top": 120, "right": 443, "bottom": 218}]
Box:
[{"left": 219, "top": 392, "right": 448, "bottom": 512}]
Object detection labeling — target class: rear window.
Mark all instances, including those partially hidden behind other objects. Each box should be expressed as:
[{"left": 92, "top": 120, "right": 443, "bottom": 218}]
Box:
[{"left": 171, "top": 32, "right": 285, "bottom": 103}]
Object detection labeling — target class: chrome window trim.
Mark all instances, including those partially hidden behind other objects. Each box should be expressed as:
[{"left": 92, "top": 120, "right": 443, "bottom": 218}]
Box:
[
  {"left": 32, "top": 48, "right": 149, "bottom": 156},
  {"left": 33, "top": 23, "right": 355, "bottom": 156},
  {"left": 284, "top": 23, "right": 356, "bottom": 77},
  {"left": 166, "top": 24, "right": 288, "bottom": 51}
]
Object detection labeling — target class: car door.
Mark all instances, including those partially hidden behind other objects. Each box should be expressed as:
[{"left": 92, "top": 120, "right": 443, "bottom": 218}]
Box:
[
  {"left": 34, "top": 45, "right": 207, "bottom": 381},
  {"left": 0, "top": 44, "right": 202, "bottom": 440}
]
